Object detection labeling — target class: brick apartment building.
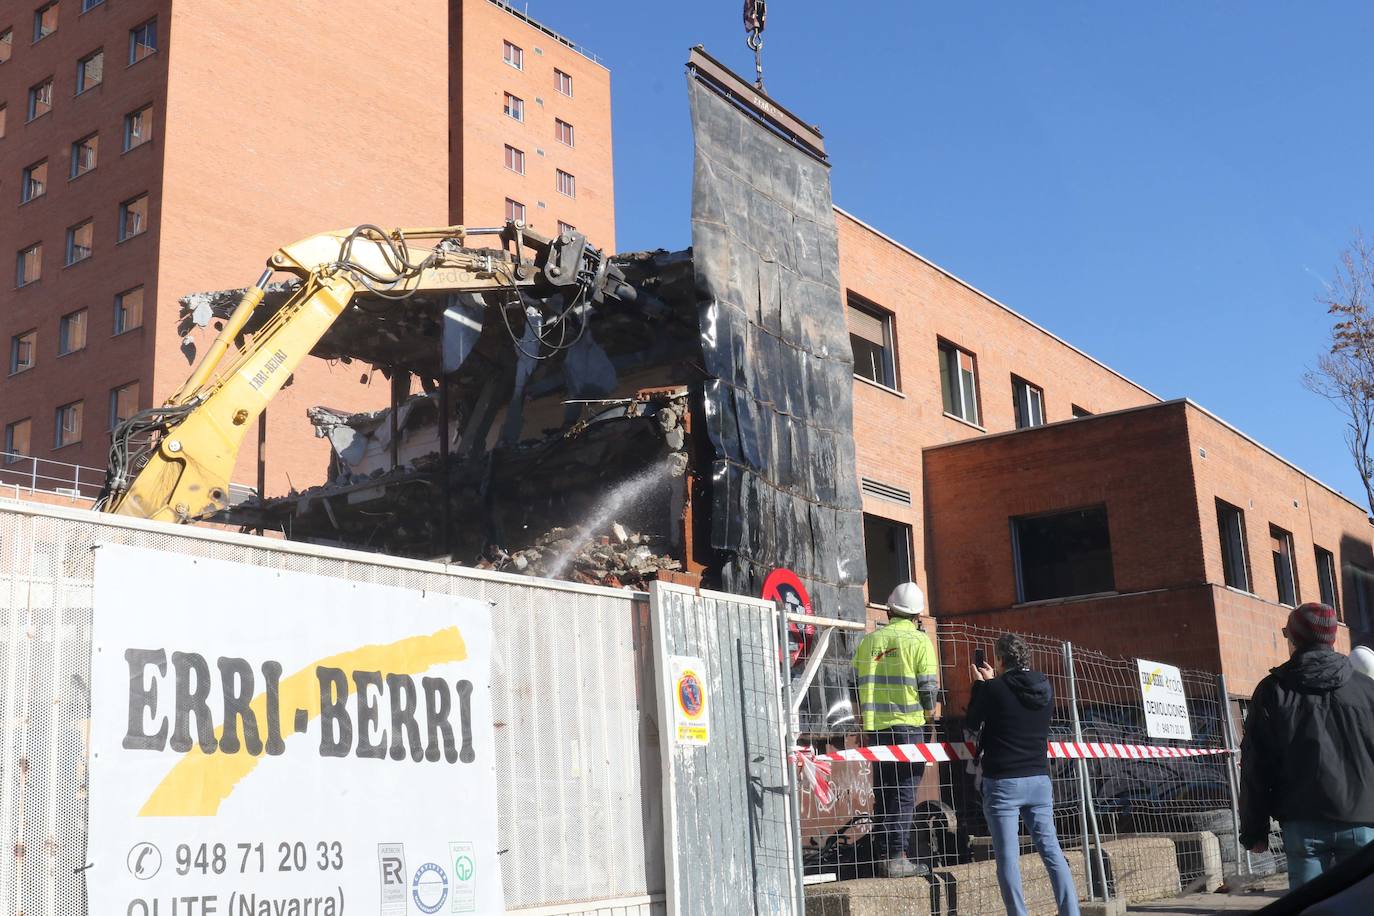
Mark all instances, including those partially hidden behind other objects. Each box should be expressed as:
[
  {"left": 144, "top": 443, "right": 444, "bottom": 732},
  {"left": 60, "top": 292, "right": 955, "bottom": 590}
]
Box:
[
  {"left": 0, "top": 0, "right": 612, "bottom": 497},
  {"left": 836, "top": 207, "right": 1373, "bottom": 696}
]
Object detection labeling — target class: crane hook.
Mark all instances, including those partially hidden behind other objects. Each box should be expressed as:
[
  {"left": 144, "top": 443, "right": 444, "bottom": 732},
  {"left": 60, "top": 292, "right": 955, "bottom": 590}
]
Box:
[{"left": 743, "top": 0, "right": 767, "bottom": 90}]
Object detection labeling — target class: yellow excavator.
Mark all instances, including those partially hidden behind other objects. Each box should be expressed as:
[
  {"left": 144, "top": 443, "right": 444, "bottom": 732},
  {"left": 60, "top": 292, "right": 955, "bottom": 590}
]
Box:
[{"left": 98, "top": 221, "right": 628, "bottom": 523}]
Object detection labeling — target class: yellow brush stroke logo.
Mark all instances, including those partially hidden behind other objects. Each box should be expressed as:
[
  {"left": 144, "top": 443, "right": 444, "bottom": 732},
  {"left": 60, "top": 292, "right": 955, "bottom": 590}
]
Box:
[{"left": 139, "top": 626, "right": 467, "bottom": 817}]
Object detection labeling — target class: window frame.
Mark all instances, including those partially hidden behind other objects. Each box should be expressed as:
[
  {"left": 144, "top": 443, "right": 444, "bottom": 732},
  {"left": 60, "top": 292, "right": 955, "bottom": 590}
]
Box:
[
  {"left": 504, "top": 198, "right": 526, "bottom": 225},
  {"left": 502, "top": 40, "right": 523, "bottom": 70},
  {"left": 503, "top": 92, "right": 524, "bottom": 122},
  {"left": 21, "top": 159, "right": 48, "bottom": 203},
  {"left": 118, "top": 193, "right": 149, "bottom": 241},
  {"left": 75, "top": 47, "right": 103, "bottom": 94},
  {"left": 9, "top": 329, "right": 37, "bottom": 375},
  {"left": 1072, "top": 404, "right": 1092, "bottom": 418},
  {"left": 555, "top": 118, "right": 574, "bottom": 147},
  {"left": 1270, "top": 524, "right": 1299, "bottom": 608},
  {"left": 503, "top": 144, "right": 525, "bottom": 175},
  {"left": 938, "top": 339, "right": 981, "bottom": 426},
  {"left": 556, "top": 220, "right": 576, "bottom": 237},
  {"left": 34, "top": 2, "right": 59, "bottom": 44},
  {"left": 3, "top": 418, "right": 32, "bottom": 464},
  {"left": 65, "top": 220, "right": 93, "bottom": 265},
  {"left": 123, "top": 103, "right": 153, "bottom": 151},
  {"left": 81, "top": 0, "right": 104, "bottom": 12},
  {"left": 16, "top": 242, "right": 42, "bottom": 287},
  {"left": 847, "top": 293, "right": 898, "bottom": 390},
  {"left": 27, "top": 78, "right": 53, "bottom": 121},
  {"left": 109, "top": 380, "right": 138, "bottom": 430},
  {"left": 114, "top": 285, "right": 144, "bottom": 334},
  {"left": 1012, "top": 375, "right": 1046, "bottom": 429},
  {"left": 556, "top": 168, "right": 575, "bottom": 198},
  {"left": 1012, "top": 504, "right": 1117, "bottom": 604},
  {"left": 71, "top": 132, "right": 98, "bottom": 178},
  {"left": 862, "top": 513, "right": 914, "bottom": 607},
  {"left": 1315, "top": 545, "right": 1339, "bottom": 612},
  {"left": 554, "top": 68, "right": 573, "bottom": 97},
  {"left": 128, "top": 17, "right": 157, "bottom": 65},
  {"left": 0, "top": 104, "right": 7, "bottom": 139},
  {"left": 53, "top": 400, "right": 83, "bottom": 449},
  {"left": 0, "top": 28, "right": 13, "bottom": 65},
  {"left": 58, "top": 308, "right": 88, "bottom": 355}
]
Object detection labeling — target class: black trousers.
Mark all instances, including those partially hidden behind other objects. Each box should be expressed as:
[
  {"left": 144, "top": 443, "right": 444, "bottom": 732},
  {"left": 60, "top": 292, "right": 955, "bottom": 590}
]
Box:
[{"left": 869, "top": 725, "right": 927, "bottom": 860}]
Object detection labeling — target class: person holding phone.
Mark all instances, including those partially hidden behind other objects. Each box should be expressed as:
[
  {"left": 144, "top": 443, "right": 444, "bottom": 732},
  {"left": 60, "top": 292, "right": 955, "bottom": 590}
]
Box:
[{"left": 968, "top": 634, "right": 1080, "bottom": 916}]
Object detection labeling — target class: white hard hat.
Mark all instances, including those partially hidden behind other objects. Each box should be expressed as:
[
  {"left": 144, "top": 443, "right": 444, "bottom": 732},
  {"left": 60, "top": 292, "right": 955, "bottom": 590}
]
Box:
[
  {"left": 1352, "top": 645, "right": 1374, "bottom": 680},
  {"left": 886, "top": 582, "right": 926, "bottom": 617}
]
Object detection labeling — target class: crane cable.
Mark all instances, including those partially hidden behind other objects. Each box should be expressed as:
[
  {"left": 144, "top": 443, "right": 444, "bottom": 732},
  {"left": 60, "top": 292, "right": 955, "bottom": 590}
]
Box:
[{"left": 744, "top": 0, "right": 767, "bottom": 89}]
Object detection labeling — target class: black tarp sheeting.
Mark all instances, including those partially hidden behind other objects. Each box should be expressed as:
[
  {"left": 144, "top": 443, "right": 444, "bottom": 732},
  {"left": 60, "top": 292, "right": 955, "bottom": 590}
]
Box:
[{"left": 688, "top": 72, "right": 868, "bottom": 625}]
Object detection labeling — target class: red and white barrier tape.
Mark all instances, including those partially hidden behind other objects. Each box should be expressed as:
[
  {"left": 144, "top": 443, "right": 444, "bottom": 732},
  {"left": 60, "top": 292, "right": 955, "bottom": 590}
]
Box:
[{"left": 810, "top": 741, "right": 1231, "bottom": 765}]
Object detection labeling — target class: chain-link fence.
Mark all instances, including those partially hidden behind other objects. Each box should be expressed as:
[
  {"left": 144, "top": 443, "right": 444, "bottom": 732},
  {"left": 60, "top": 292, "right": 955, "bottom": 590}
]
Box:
[{"left": 795, "top": 617, "right": 1262, "bottom": 915}]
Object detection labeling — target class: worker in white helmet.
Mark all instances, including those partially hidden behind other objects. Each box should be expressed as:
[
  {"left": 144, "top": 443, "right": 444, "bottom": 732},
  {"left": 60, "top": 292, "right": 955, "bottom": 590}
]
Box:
[
  {"left": 852, "top": 581, "right": 939, "bottom": 878},
  {"left": 1352, "top": 645, "right": 1374, "bottom": 681}
]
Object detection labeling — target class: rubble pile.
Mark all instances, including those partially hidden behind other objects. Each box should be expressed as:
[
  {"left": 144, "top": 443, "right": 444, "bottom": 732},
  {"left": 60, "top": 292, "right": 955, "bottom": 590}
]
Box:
[{"left": 481, "top": 522, "right": 683, "bottom": 589}]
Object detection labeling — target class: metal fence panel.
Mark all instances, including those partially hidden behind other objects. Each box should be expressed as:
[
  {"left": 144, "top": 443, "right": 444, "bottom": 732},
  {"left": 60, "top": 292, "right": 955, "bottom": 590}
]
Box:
[
  {"left": 0, "top": 499, "right": 665, "bottom": 914},
  {"left": 650, "top": 582, "right": 800, "bottom": 916}
]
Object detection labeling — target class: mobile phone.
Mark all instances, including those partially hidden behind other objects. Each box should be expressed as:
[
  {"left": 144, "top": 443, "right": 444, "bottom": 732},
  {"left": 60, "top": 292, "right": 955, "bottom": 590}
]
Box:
[{"left": 974, "top": 648, "right": 986, "bottom": 668}]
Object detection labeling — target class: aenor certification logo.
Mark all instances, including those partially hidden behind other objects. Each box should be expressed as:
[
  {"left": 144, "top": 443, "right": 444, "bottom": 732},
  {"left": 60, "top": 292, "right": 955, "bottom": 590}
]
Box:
[
  {"left": 412, "top": 862, "right": 449, "bottom": 914},
  {"left": 378, "top": 843, "right": 408, "bottom": 915},
  {"left": 449, "top": 841, "right": 477, "bottom": 913}
]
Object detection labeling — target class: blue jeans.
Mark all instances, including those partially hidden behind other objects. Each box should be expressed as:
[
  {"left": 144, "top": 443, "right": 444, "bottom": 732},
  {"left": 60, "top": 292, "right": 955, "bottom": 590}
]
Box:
[
  {"left": 869, "top": 725, "right": 925, "bottom": 860},
  {"left": 982, "top": 775, "right": 1080, "bottom": 916},
  {"left": 1281, "top": 820, "right": 1374, "bottom": 890}
]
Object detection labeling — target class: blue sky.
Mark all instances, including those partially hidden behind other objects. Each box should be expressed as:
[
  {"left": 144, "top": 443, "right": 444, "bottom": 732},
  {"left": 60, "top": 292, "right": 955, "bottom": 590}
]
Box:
[{"left": 529, "top": 1, "right": 1374, "bottom": 507}]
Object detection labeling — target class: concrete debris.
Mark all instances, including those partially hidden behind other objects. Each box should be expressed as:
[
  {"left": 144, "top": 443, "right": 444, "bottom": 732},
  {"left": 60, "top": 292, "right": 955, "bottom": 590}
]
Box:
[{"left": 480, "top": 523, "right": 683, "bottom": 589}]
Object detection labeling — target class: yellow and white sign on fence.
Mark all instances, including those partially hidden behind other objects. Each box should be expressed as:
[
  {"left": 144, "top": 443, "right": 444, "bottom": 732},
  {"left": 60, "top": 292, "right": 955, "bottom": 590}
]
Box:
[
  {"left": 1136, "top": 658, "right": 1193, "bottom": 741},
  {"left": 88, "top": 545, "right": 504, "bottom": 915},
  {"left": 670, "top": 656, "right": 710, "bottom": 746}
]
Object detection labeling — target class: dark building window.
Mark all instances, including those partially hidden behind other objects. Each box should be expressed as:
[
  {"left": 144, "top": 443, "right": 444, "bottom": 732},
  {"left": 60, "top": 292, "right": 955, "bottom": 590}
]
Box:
[
  {"left": 939, "top": 340, "right": 980, "bottom": 425},
  {"left": 1013, "top": 506, "right": 1115, "bottom": 602},
  {"left": 1270, "top": 524, "right": 1298, "bottom": 607},
  {"left": 114, "top": 286, "right": 144, "bottom": 333},
  {"left": 1315, "top": 545, "right": 1338, "bottom": 612},
  {"left": 129, "top": 17, "right": 156, "bottom": 64},
  {"left": 1216, "top": 500, "right": 1251, "bottom": 592},
  {"left": 1012, "top": 376, "right": 1045, "bottom": 429},
  {"left": 863, "top": 514, "right": 912, "bottom": 606},
  {"left": 76, "top": 48, "right": 103, "bottom": 93},
  {"left": 848, "top": 295, "right": 896, "bottom": 389},
  {"left": 1072, "top": 404, "right": 1092, "bottom": 418},
  {"left": 4, "top": 418, "right": 31, "bottom": 463}
]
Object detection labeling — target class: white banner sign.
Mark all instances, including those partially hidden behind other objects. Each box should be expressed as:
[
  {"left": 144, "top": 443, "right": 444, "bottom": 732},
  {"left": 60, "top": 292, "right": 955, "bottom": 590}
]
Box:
[
  {"left": 89, "top": 545, "right": 505, "bottom": 915},
  {"left": 1136, "top": 658, "right": 1192, "bottom": 741}
]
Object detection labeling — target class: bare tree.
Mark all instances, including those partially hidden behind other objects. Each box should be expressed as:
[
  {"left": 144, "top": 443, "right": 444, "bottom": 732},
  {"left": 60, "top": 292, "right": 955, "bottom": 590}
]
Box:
[{"left": 1306, "top": 233, "right": 1374, "bottom": 515}]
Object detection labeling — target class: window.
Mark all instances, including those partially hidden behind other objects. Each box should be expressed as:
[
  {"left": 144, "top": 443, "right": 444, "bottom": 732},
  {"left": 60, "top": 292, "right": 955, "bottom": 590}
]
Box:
[
  {"left": 1271, "top": 525, "right": 1298, "bottom": 607},
  {"left": 65, "top": 220, "right": 92, "bottom": 264},
  {"left": 16, "top": 243, "right": 41, "bottom": 286},
  {"left": 114, "top": 285, "right": 143, "bottom": 333},
  {"left": 555, "top": 118, "right": 574, "bottom": 147},
  {"left": 0, "top": 105, "right": 7, "bottom": 138},
  {"left": 1012, "top": 376, "right": 1045, "bottom": 429},
  {"left": 54, "top": 401, "right": 82, "bottom": 448},
  {"left": 129, "top": 17, "right": 156, "bottom": 64},
  {"left": 554, "top": 68, "right": 573, "bottom": 96},
  {"left": 1315, "top": 546, "right": 1338, "bottom": 610},
  {"left": 4, "top": 419, "right": 31, "bottom": 464},
  {"left": 109, "top": 381, "right": 138, "bottom": 429},
  {"left": 124, "top": 104, "right": 153, "bottom": 150},
  {"left": 1, "top": 28, "right": 12, "bottom": 63},
  {"left": 81, "top": 0, "right": 104, "bottom": 11},
  {"left": 21, "top": 159, "right": 47, "bottom": 202},
  {"left": 938, "top": 340, "right": 980, "bottom": 425},
  {"left": 503, "top": 40, "right": 522, "bottom": 69},
  {"left": 504, "top": 198, "right": 525, "bottom": 224},
  {"left": 1216, "top": 500, "right": 1251, "bottom": 591},
  {"left": 848, "top": 294, "right": 896, "bottom": 389},
  {"left": 71, "top": 133, "right": 98, "bottom": 177},
  {"left": 1072, "top": 404, "right": 1092, "bottom": 418},
  {"left": 58, "top": 308, "right": 87, "bottom": 354},
  {"left": 1014, "top": 506, "right": 1115, "bottom": 602},
  {"left": 34, "top": 3, "right": 58, "bottom": 43},
  {"left": 1350, "top": 565, "right": 1374, "bottom": 633},
  {"left": 556, "top": 169, "right": 575, "bottom": 198},
  {"left": 76, "top": 48, "right": 103, "bottom": 93},
  {"left": 863, "top": 514, "right": 913, "bottom": 605},
  {"left": 557, "top": 220, "right": 576, "bottom": 237},
  {"left": 503, "top": 93, "right": 523, "bottom": 121},
  {"left": 9, "top": 330, "right": 36, "bottom": 374},
  {"left": 28, "top": 78, "right": 53, "bottom": 120},
  {"left": 503, "top": 144, "right": 525, "bottom": 174},
  {"left": 119, "top": 193, "right": 148, "bottom": 240}
]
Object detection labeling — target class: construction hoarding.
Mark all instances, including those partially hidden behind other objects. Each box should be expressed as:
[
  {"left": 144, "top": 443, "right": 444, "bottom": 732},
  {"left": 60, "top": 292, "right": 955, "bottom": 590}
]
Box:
[{"left": 87, "top": 545, "right": 502, "bottom": 915}]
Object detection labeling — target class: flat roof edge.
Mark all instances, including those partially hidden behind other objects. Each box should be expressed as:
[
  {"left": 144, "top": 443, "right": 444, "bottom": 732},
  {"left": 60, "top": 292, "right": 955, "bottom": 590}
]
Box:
[
  {"left": 833, "top": 205, "right": 1160, "bottom": 402},
  {"left": 488, "top": 0, "right": 607, "bottom": 70}
]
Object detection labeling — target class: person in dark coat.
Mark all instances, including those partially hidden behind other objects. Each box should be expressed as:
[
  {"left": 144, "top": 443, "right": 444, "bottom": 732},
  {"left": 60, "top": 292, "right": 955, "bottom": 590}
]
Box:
[
  {"left": 968, "top": 633, "right": 1080, "bottom": 916},
  {"left": 1240, "top": 602, "right": 1374, "bottom": 889}
]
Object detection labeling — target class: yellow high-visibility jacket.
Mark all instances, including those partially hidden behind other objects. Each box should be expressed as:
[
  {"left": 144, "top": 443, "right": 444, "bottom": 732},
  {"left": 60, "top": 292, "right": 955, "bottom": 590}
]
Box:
[{"left": 853, "top": 617, "right": 938, "bottom": 731}]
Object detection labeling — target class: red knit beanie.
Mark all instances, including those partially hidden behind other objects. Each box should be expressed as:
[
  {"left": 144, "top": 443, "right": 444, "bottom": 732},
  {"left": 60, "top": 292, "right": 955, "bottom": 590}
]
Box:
[{"left": 1286, "top": 602, "right": 1338, "bottom": 647}]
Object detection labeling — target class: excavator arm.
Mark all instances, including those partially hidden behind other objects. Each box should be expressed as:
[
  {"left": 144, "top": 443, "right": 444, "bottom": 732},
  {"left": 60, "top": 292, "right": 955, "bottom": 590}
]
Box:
[{"left": 100, "top": 222, "right": 624, "bottom": 522}]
